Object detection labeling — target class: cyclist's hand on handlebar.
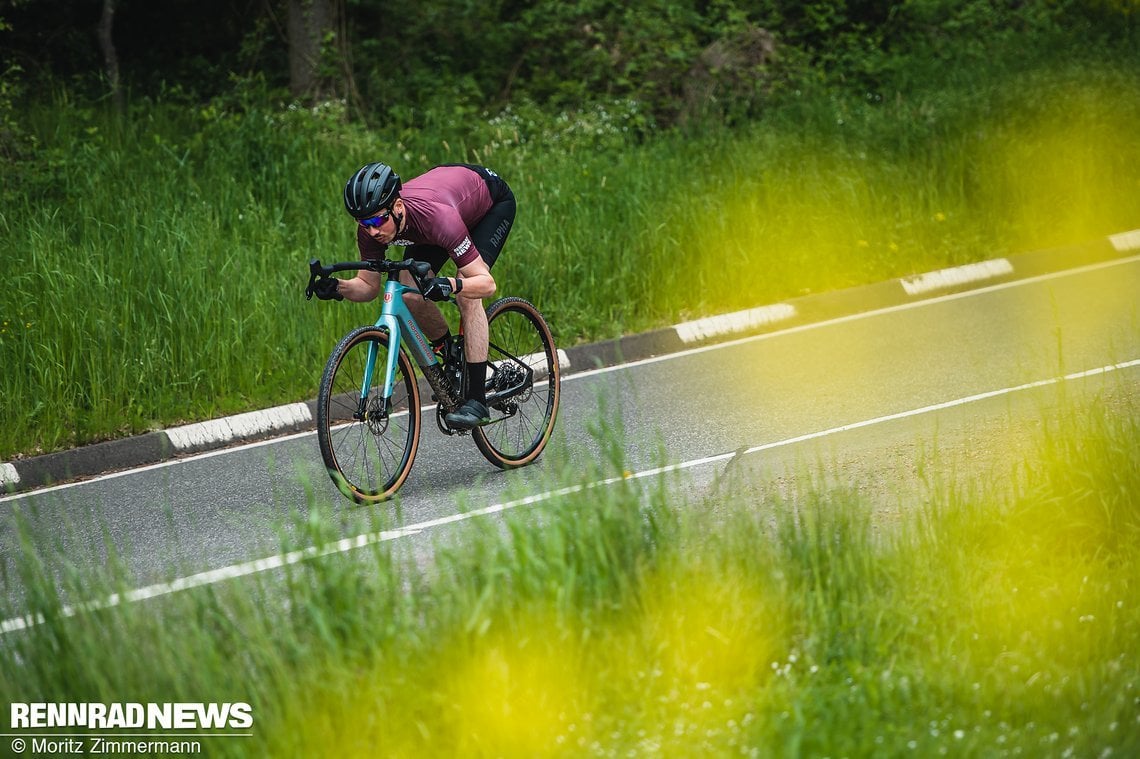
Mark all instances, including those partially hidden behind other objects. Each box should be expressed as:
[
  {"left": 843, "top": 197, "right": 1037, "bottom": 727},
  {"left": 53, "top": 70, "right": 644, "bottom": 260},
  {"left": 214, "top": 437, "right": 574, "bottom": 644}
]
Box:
[
  {"left": 422, "top": 277, "right": 455, "bottom": 302},
  {"left": 313, "top": 277, "right": 344, "bottom": 301}
]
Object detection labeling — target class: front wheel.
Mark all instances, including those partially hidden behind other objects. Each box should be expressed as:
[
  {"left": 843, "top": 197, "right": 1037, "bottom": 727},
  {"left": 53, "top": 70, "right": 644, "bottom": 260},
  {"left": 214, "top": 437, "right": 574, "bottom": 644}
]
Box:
[
  {"left": 473, "top": 297, "right": 561, "bottom": 468},
  {"left": 316, "top": 326, "right": 421, "bottom": 503}
]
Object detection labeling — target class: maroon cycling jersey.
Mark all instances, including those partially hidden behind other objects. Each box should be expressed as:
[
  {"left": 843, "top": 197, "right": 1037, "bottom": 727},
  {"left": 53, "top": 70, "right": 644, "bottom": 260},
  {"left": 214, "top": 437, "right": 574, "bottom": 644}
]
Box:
[{"left": 356, "top": 165, "right": 493, "bottom": 268}]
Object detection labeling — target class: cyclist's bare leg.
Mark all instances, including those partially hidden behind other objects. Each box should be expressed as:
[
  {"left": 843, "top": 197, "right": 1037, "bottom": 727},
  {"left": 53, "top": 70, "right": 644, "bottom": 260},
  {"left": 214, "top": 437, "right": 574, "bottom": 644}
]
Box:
[
  {"left": 454, "top": 256, "right": 496, "bottom": 363},
  {"left": 399, "top": 270, "right": 448, "bottom": 340},
  {"left": 457, "top": 295, "right": 488, "bottom": 362}
]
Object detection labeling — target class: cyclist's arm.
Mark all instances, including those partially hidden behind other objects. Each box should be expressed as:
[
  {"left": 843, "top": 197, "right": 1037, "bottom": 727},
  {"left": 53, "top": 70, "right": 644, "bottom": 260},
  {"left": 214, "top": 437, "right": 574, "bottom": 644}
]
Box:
[
  {"left": 337, "top": 269, "right": 382, "bottom": 302},
  {"left": 453, "top": 256, "right": 496, "bottom": 299}
]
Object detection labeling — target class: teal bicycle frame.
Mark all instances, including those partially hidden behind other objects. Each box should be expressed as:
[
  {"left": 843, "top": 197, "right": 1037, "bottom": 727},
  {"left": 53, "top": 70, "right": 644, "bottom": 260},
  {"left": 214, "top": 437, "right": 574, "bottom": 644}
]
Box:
[
  {"left": 306, "top": 255, "right": 533, "bottom": 428},
  {"left": 309, "top": 253, "right": 558, "bottom": 503},
  {"left": 307, "top": 256, "right": 463, "bottom": 422},
  {"left": 369, "top": 275, "right": 438, "bottom": 405}
]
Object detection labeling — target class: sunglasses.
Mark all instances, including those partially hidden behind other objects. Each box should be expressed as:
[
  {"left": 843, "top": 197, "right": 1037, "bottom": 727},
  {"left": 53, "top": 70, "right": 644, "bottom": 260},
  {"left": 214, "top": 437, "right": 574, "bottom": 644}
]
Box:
[{"left": 357, "top": 209, "right": 391, "bottom": 228}]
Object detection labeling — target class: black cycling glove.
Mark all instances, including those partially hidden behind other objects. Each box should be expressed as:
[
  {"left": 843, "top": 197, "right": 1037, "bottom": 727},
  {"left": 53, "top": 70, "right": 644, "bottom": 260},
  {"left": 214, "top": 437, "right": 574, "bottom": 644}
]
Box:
[
  {"left": 313, "top": 277, "right": 343, "bottom": 301},
  {"left": 422, "top": 277, "right": 455, "bottom": 302}
]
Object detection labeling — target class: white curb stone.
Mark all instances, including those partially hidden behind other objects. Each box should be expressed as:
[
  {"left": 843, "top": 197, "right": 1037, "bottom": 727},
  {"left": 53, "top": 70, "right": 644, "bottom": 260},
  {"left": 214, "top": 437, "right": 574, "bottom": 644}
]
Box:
[
  {"left": 675, "top": 304, "right": 797, "bottom": 343},
  {"left": 901, "top": 259, "right": 1014, "bottom": 296},
  {"left": 0, "top": 463, "right": 18, "bottom": 488},
  {"left": 1109, "top": 228, "right": 1140, "bottom": 252},
  {"left": 166, "top": 403, "right": 312, "bottom": 452}
]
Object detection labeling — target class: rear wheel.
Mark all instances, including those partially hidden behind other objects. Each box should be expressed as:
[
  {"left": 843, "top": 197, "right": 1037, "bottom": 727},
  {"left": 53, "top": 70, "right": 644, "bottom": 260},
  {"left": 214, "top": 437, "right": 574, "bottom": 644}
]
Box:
[
  {"left": 316, "top": 326, "right": 421, "bottom": 503},
  {"left": 473, "top": 297, "right": 560, "bottom": 468}
]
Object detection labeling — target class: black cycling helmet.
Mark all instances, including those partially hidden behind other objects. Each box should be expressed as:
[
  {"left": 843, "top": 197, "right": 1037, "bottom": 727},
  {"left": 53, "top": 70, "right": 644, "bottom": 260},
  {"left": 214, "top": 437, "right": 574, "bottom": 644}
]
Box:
[{"left": 343, "top": 162, "right": 402, "bottom": 218}]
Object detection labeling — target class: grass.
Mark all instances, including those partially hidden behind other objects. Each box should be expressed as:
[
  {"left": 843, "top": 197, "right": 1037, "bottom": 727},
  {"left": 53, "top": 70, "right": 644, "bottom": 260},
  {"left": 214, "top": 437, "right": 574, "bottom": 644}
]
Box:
[
  {"left": 2, "top": 58, "right": 1139, "bottom": 458},
  {"left": 0, "top": 389, "right": 1137, "bottom": 757}
]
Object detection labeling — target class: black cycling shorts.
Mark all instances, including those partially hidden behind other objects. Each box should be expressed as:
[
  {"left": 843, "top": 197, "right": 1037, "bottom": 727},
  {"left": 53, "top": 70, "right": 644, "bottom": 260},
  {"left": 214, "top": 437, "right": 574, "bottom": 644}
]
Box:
[{"left": 408, "top": 164, "right": 516, "bottom": 275}]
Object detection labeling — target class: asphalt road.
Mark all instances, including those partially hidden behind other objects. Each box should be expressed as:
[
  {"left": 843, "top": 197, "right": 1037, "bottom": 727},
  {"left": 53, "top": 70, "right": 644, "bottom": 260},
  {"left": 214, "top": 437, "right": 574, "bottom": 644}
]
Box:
[{"left": 2, "top": 256, "right": 1138, "bottom": 623}]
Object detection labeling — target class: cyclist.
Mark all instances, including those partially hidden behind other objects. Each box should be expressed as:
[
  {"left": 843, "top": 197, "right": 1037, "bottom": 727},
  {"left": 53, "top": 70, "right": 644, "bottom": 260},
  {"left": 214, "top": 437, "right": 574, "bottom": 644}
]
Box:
[{"left": 312, "top": 161, "right": 516, "bottom": 430}]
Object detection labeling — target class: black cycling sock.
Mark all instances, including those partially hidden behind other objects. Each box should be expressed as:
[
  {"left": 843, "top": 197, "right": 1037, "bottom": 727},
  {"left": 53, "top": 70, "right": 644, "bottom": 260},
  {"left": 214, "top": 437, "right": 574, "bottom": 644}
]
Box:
[{"left": 465, "top": 361, "right": 487, "bottom": 404}]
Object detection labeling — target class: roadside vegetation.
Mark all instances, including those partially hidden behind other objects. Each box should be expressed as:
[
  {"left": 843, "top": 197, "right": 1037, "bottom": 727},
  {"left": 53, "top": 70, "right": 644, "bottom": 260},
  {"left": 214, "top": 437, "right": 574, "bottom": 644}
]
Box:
[
  {"left": 2, "top": 386, "right": 1137, "bottom": 756},
  {"left": 1, "top": 1, "right": 1138, "bottom": 457}
]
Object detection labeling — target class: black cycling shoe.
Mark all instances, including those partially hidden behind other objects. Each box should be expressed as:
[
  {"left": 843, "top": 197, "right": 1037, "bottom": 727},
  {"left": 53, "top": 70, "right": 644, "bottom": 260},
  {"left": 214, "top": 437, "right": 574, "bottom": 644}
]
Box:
[{"left": 444, "top": 399, "right": 490, "bottom": 430}]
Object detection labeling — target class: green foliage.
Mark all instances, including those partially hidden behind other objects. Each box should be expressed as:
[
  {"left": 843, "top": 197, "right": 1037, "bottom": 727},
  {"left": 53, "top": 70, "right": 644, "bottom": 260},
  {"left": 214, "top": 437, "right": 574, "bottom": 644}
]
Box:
[
  {"left": 0, "top": 60, "right": 28, "bottom": 160},
  {"left": 2, "top": 49, "right": 1139, "bottom": 458},
  {"left": 0, "top": 13, "right": 35, "bottom": 200},
  {"left": 3, "top": 1, "right": 1138, "bottom": 130}
]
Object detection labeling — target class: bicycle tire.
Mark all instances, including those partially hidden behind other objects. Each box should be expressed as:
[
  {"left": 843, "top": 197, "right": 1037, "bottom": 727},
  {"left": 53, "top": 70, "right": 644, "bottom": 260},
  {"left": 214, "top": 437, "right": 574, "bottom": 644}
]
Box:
[
  {"left": 472, "top": 297, "right": 560, "bottom": 468},
  {"left": 316, "top": 326, "right": 421, "bottom": 503}
]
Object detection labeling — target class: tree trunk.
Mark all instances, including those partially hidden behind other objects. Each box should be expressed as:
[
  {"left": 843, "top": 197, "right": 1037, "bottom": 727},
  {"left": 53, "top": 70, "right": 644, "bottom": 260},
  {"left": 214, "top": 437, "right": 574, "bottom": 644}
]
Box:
[
  {"left": 287, "top": 0, "right": 335, "bottom": 101},
  {"left": 97, "top": 0, "right": 125, "bottom": 115}
]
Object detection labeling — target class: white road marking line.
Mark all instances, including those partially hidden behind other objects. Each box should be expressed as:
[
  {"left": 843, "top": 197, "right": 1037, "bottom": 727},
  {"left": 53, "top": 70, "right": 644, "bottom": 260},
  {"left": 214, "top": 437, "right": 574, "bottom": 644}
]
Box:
[
  {"left": 3, "top": 251, "right": 1139, "bottom": 502},
  {"left": 738, "top": 358, "right": 1140, "bottom": 456},
  {"left": 3, "top": 357, "right": 1137, "bottom": 635},
  {"left": 566, "top": 252, "right": 1140, "bottom": 382}
]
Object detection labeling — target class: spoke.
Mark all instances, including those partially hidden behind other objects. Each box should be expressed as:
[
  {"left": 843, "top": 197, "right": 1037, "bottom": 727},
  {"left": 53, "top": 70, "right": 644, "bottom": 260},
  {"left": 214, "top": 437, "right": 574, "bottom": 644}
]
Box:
[
  {"left": 478, "top": 303, "right": 557, "bottom": 462},
  {"left": 319, "top": 330, "right": 418, "bottom": 499}
]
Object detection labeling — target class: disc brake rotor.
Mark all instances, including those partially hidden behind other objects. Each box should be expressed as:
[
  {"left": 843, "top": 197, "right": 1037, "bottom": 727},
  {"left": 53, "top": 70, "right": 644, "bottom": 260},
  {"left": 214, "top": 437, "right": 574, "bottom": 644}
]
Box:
[{"left": 366, "top": 396, "right": 389, "bottom": 435}]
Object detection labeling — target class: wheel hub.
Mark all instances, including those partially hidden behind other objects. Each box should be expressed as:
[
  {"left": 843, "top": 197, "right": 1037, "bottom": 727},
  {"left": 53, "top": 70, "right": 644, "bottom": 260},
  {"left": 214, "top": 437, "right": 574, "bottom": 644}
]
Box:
[
  {"left": 493, "top": 363, "right": 530, "bottom": 403},
  {"left": 366, "top": 396, "right": 389, "bottom": 435}
]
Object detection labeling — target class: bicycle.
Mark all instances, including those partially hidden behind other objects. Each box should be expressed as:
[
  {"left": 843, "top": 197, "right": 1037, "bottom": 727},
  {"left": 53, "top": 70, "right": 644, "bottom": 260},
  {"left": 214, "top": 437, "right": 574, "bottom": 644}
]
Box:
[{"left": 305, "top": 257, "right": 561, "bottom": 503}]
